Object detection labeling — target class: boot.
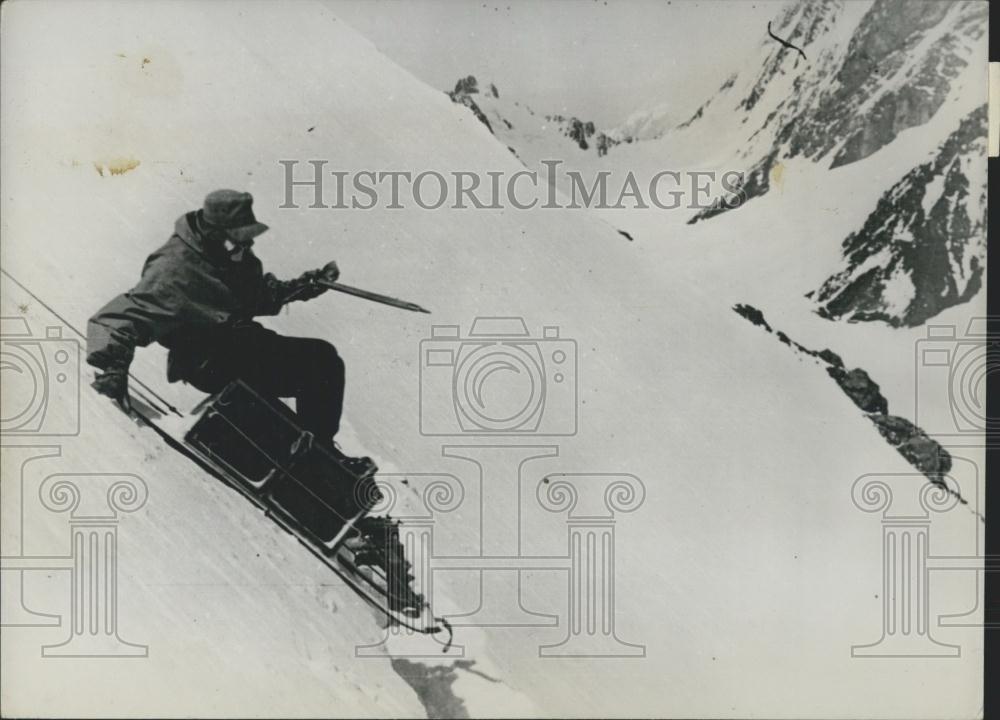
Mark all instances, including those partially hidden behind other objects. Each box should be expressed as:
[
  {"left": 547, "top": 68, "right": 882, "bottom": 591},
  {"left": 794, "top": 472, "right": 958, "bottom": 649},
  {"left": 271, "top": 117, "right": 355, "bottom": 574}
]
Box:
[{"left": 330, "top": 443, "right": 378, "bottom": 478}]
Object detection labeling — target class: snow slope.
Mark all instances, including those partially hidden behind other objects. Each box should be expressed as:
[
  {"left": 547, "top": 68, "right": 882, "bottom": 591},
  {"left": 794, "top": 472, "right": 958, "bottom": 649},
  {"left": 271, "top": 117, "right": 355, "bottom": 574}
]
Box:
[
  {"left": 445, "top": 0, "right": 987, "bottom": 335},
  {"left": 549, "top": 0, "right": 988, "bottom": 420},
  {"left": 1, "top": 1, "right": 983, "bottom": 717}
]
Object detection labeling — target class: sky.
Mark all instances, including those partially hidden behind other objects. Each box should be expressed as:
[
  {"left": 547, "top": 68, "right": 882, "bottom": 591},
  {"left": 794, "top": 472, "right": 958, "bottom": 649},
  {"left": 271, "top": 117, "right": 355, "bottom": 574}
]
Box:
[{"left": 328, "top": 0, "right": 790, "bottom": 128}]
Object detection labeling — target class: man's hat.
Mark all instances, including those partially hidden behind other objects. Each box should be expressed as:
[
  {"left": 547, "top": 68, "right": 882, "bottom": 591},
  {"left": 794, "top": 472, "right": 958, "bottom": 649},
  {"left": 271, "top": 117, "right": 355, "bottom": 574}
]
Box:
[{"left": 201, "top": 189, "right": 269, "bottom": 241}]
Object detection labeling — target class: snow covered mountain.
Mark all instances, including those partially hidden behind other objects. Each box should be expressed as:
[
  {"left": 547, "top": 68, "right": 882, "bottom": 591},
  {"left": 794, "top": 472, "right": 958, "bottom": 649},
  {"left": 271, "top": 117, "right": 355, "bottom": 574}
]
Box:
[
  {"left": 811, "top": 104, "right": 987, "bottom": 327},
  {"left": 454, "top": 0, "right": 987, "bottom": 194},
  {"left": 0, "top": 1, "right": 985, "bottom": 718},
  {"left": 558, "top": 0, "right": 987, "bottom": 328},
  {"left": 446, "top": 74, "right": 630, "bottom": 158},
  {"left": 683, "top": 0, "right": 987, "bottom": 221},
  {"left": 606, "top": 101, "right": 676, "bottom": 144}
]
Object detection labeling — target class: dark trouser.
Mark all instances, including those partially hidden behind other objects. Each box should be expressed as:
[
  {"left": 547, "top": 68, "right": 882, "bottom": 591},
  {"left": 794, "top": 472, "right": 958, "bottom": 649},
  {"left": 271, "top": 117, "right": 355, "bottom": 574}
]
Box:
[{"left": 177, "top": 325, "right": 346, "bottom": 440}]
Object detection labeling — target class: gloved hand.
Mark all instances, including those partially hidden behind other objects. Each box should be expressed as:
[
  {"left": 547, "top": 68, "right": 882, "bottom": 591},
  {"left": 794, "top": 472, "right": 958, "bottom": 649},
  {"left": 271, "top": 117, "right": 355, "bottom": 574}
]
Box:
[
  {"left": 287, "top": 261, "right": 340, "bottom": 302},
  {"left": 92, "top": 366, "right": 133, "bottom": 414},
  {"left": 287, "top": 272, "right": 327, "bottom": 302},
  {"left": 318, "top": 260, "right": 340, "bottom": 283}
]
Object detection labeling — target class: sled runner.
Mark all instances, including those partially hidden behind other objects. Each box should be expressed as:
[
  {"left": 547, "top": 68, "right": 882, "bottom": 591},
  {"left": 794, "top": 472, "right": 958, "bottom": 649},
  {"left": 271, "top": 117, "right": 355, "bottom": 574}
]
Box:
[{"left": 132, "top": 380, "right": 443, "bottom": 636}]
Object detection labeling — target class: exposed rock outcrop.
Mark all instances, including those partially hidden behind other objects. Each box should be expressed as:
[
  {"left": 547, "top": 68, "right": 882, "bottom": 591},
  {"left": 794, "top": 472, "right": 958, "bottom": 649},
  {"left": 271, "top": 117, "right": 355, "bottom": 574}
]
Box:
[
  {"left": 447, "top": 75, "right": 494, "bottom": 135},
  {"left": 826, "top": 366, "right": 888, "bottom": 415},
  {"left": 445, "top": 76, "right": 629, "bottom": 157},
  {"left": 812, "top": 105, "right": 987, "bottom": 326},
  {"left": 869, "top": 415, "right": 951, "bottom": 477},
  {"left": 733, "top": 303, "right": 953, "bottom": 485}
]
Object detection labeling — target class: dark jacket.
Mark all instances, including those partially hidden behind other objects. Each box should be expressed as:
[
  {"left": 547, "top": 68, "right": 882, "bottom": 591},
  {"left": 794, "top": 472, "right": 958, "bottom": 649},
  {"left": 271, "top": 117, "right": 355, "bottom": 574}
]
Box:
[{"left": 87, "top": 212, "right": 296, "bottom": 382}]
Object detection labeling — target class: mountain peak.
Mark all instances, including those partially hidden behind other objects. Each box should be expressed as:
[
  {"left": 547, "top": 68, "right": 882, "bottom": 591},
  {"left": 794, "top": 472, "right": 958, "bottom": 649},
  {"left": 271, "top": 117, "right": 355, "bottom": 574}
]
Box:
[
  {"left": 445, "top": 74, "right": 627, "bottom": 157},
  {"left": 687, "top": 0, "right": 986, "bottom": 223}
]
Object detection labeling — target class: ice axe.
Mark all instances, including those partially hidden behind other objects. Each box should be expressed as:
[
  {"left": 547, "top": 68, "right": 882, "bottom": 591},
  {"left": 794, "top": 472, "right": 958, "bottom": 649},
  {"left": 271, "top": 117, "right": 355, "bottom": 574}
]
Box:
[{"left": 315, "top": 262, "right": 430, "bottom": 314}]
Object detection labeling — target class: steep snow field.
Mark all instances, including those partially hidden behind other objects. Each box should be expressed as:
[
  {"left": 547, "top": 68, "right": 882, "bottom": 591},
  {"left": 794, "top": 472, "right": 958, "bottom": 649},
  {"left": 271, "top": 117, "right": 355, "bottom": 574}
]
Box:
[
  {"left": 1, "top": 2, "right": 983, "bottom": 717},
  {"left": 567, "top": 0, "right": 988, "bottom": 428}
]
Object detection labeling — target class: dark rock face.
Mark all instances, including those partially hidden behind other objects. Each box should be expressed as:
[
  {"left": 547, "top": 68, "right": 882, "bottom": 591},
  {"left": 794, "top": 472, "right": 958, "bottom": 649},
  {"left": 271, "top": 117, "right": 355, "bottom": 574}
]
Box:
[
  {"left": 689, "top": 150, "right": 778, "bottom": 224},
  {"left": 691, "top": 0, "right": 985, "bottom": 221},
  {"left": 868, "top": 413, "right": 914, "bottom": 444},
  {"left": 733, "top": 303, "right": 952, "bottom": 484},
  {"left": 795, "top": 0, "right": 969, "bottom": 168},
  {"left": 595, "top": 133, "right": 619, "bottom": 156},
  {"left": 546, "top": 115, "right": 600, "bottom": 151},
  {"left": 826, "top": 366, "right": 888, "bottom": 415},
  {"left": 733, "top": 303, "right": 773, "bottom": 331},
  {"left": 446, "top": 75, "right": 494, "bottom": 135},
  {"left": 446, "top": 76, "right": 627, "bottom": 157},
  {"left": 812, "top": 105, "right": 987, "bottom": 327},
  {"left": 869, "top": 415, "right": 952, "bottom": 478},
  {"left": 456, "top": 97, "right": 494, "bottom": 134},
  {"left": 740, "top": 0, "right": 840, "bottom": 116},
  {"left": 895, "top": 432, "right": 952, "bottom": 478},
  {"left": 452, "top": 75, "right": 479, "bottom": 96},
  {"left": 677, "top": 104, "right": 704, "bottom": 130},
  {"left": 567, "top": 118, "right": 595, "bottom": 150},
  {"left": 816, "top": 349, "right": 844, "bottom": 368}
]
